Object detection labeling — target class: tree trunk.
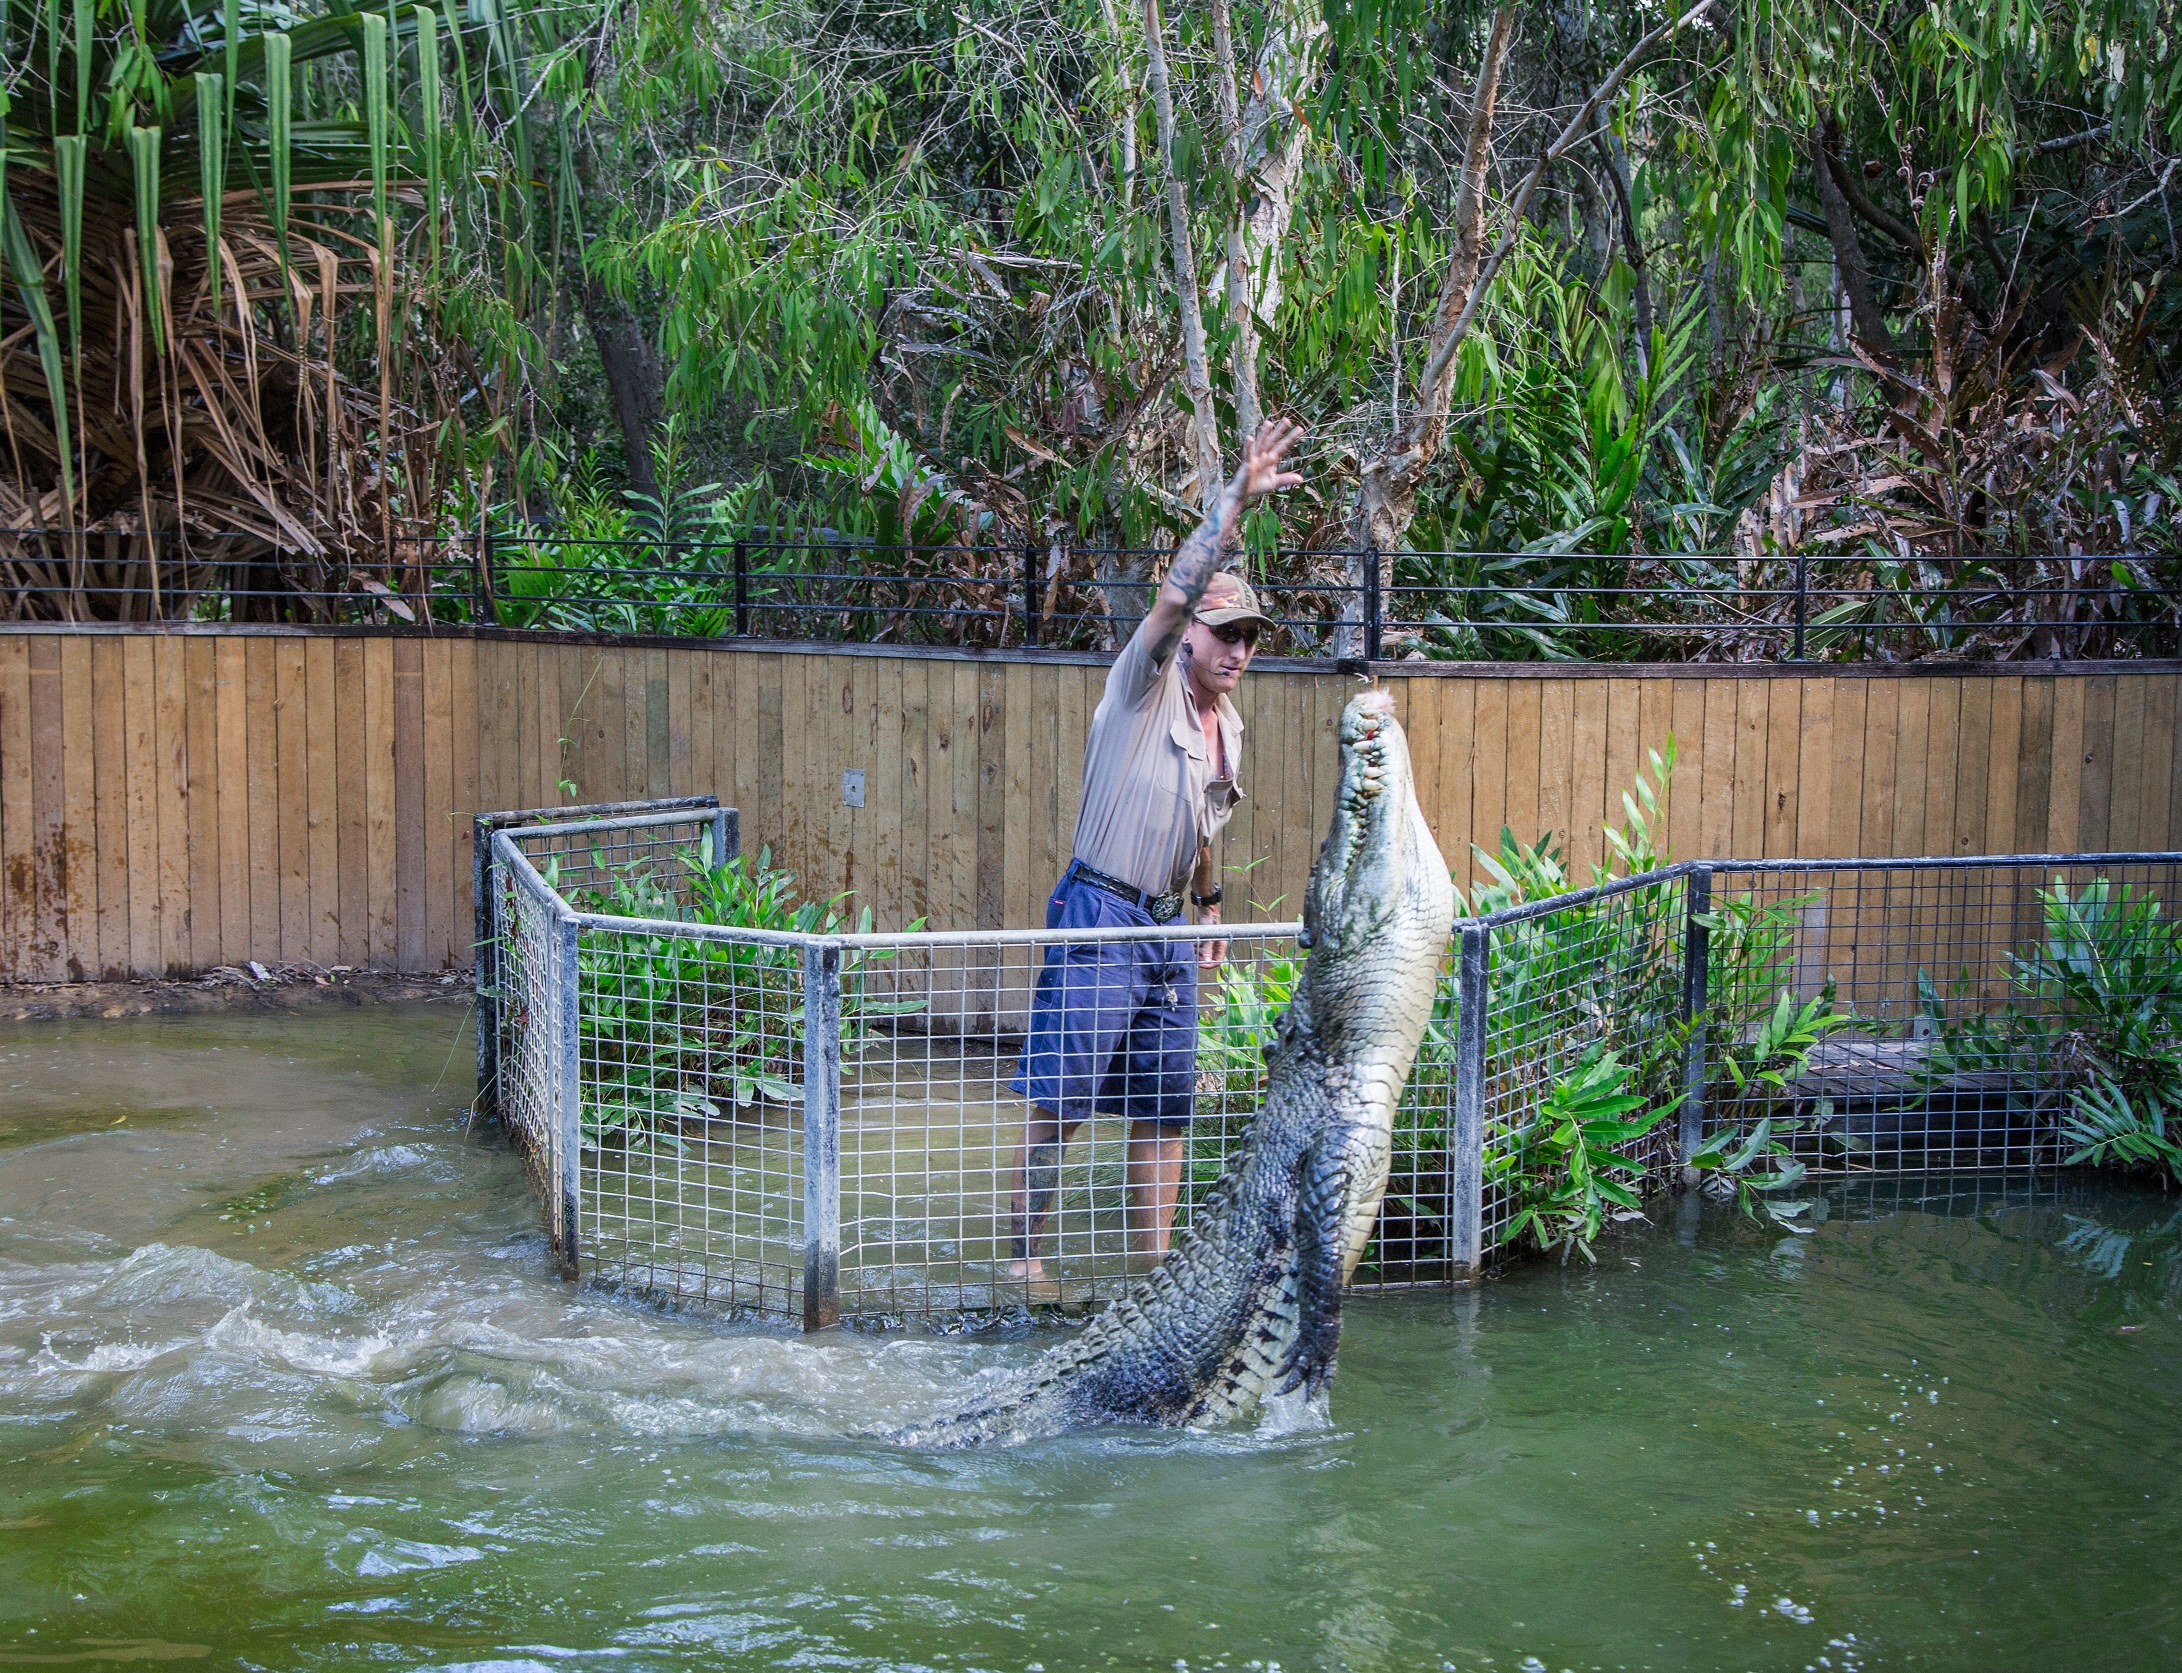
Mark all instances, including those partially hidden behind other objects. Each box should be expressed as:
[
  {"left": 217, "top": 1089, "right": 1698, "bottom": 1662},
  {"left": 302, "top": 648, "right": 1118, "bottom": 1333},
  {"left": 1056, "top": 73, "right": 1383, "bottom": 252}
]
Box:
[
  {"left": 1143, "top": 0, "right": 1221, "bottom": 509},
  {"left": 1335, "top": 3, "right": 1515, "bottom": 652},
  {"left": 1810, "top": 124, "right": 1894, "bottom": 358},
  {"left": 1336, "top": 0, "right": 1719, "bottom": 646},
  {"left": 584, "top": 287, "right": 664, "bottom": 504}
]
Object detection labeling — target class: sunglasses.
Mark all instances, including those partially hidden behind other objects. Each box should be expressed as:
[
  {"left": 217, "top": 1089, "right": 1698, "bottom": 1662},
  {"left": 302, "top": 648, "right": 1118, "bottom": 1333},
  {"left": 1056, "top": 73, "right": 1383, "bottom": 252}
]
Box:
[{"left": 1204, "top": 621, "right": 1262, "bottom": 648}]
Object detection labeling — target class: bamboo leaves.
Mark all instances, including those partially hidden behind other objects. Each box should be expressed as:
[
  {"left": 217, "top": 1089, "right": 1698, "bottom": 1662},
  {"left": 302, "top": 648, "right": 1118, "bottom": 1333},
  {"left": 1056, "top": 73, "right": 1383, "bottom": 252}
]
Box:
[
  {"left": 127, "top": 120, "right": 165, "bottom": 355},
  {"left": 196, "top": 74, "right": 224, "bottom": 320},
  {"left": 0, "top": 163, "right": 77, "bottom": 508},
  {"left": 54, "top": 133, "right": 85, "bottom": 350},
  {"left": 417, "top": 6, "right": 442, "bottom": 273},
  {"left": 265, "top": 29, "right": 292, "bottom": 282}
]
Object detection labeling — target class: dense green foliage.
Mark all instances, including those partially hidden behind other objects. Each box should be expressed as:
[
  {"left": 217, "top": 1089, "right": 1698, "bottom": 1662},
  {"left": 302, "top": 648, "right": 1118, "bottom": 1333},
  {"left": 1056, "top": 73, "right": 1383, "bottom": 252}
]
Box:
[{"left": 8, "top": 0, "right": 2175, "bottom": 641}]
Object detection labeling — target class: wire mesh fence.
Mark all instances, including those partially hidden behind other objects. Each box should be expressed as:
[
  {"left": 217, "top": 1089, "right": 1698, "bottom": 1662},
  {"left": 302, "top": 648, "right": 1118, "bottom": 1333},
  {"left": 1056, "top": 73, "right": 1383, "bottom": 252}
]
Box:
[{"left": 478, "top": 794, "right": 2182, "bottom": 1327}]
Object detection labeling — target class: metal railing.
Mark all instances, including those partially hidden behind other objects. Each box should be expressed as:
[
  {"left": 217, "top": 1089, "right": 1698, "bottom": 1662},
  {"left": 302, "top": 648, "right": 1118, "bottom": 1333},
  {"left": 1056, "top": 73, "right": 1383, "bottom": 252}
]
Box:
[
  {"left": 478, "top": 796, "right": 2182, "bottom": 1327},
  {"left": 6, "top": 528, "right": 2176, "bottom": 663}
]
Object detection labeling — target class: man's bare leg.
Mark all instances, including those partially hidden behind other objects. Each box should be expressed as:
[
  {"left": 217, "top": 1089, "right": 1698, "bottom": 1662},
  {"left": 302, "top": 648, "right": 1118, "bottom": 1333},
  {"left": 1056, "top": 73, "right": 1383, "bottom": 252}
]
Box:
[
  {"left": 1124, "top": 1121, "right": 1187, "bottom": 1259},
  {"left": 1004, "top": 1108, "right": 1078, "bottom": 1284}
]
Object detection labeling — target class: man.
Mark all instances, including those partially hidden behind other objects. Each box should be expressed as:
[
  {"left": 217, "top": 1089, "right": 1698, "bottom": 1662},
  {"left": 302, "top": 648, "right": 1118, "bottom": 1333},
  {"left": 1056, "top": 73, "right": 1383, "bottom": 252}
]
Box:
[{"left": 1005, "top": 417, "right": 1306, "bottom": 1290}]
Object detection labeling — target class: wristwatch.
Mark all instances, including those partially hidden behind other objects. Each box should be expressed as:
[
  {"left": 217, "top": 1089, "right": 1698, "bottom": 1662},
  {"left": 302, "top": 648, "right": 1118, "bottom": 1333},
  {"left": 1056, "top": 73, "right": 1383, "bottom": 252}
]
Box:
[{"left": 1190, "top": 886, "right": 1223, "bottom": 909}]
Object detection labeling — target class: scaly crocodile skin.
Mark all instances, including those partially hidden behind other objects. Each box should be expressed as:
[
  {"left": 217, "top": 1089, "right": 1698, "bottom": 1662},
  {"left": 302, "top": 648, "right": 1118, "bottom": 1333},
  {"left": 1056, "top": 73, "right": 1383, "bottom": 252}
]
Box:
[{"left": 895, "top": 689, "right": 1453, "bottom": 1446}]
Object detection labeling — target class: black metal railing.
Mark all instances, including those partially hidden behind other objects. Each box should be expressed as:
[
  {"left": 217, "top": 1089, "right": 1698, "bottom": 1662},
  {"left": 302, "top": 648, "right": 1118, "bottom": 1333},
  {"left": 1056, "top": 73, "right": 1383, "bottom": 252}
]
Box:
[{"left": 3, "top": 528, "right": 2176, "bottom": 662}]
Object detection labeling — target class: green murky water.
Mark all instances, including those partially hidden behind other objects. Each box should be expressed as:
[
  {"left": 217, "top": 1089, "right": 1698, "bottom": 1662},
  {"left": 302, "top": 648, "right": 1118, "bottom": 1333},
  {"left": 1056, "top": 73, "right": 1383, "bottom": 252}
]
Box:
[{"left": 3, "top": 1004, "right": 2178, "bottom": 1671}]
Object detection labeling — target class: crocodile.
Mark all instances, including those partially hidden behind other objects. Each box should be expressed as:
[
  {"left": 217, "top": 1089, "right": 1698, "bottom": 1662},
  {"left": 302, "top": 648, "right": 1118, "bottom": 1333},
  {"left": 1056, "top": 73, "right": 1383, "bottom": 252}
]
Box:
[{"left": 896, "top": 688, "right": 1453, "bottom": 1447}]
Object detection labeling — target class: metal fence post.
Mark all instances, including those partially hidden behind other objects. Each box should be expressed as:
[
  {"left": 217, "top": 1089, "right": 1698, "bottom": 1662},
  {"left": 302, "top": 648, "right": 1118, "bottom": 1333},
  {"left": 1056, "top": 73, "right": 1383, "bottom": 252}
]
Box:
[
  {"left": 553, "top": 907, "right": 583, "bottom": 1281},
  {"left": 1363, "top": 544, "right": 1383, "bottom": 663},
  {"left": 473, "top": 818, "right": 499, "bottom": 1120},
  {"left": 1680, "top": 866, "right": 1713, "bottom": 1178},
  {"left": 733, "top": 538, "right": 750, "bottom": 637},
  {"left": 1022, "top": 534, "right": 1042, "bottom": 648},
  {"left": 802, "top": 942, "right": 843, "bottom": 1330},
  {"left": 1447, "top": 923, "right": 1489, "bottom": 1278},
  {"left": 711, "top": 806, "right": 740, "bottom": 869}
]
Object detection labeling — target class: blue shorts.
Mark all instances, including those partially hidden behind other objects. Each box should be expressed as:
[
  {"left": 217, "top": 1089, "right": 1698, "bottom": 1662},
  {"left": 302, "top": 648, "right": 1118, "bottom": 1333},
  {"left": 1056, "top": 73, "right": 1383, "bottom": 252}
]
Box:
[{"left": 1010, "top": 873, "right": 1199, "bottom": 1127}]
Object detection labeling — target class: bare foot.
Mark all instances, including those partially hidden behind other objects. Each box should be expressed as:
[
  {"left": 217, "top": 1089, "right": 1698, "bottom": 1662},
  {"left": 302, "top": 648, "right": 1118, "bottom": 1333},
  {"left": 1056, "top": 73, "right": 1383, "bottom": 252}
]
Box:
[{"left": 1002, "top": 1257, "right": 1060, "bottom": 1301}]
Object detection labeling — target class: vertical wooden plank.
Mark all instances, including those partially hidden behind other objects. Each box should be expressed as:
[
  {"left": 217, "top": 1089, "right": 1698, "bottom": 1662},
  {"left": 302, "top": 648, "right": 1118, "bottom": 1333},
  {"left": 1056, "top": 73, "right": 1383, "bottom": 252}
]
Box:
[
  {"left": 303, "top": 639, "right": 339, "bottom": 963},
  {"left": 1001, "top": 661, "right": 1034, "bottom": 929},
  {"left": 846, "top": 654, "right": 881, "bottom": 908},
  {"left": 1536, "top": 678, "right": 1574, "bottom": 856},
  {"left": 2077, "top": 674, "right": 2116, "bottom": 851},
  {"left": 2106, "top": 675, "right": 2148, "bottom": 849},
  {"left": 1433, "top": 677, "right": 1477, "bottom": 900},
  {"left": 2137, "top": 675, "right": 2175, "bottom": 852},
  {"left": 2011, "top": 677, "right": 2056, "bottom": 856},
  {"left": 1922, "top": 679, "right": 1963, "bottom": 856},
  {"left": 975, "top": 663, "right": 1007, "bottom": 929},
  {"left": 1858, "top": 680, "right": 1901, "bottom": 858},
  {"left": 1469, "top": 681, "right": 1510, "bottom": 872},
  {"left": 1762, "top": 678, "right": 1802, "bottom": 858},
  {"left": 274, "top": 639, "right": 310, "bottom": 963},
  {"left": 24, "top": 639, "right": 64, "bottom": 981},
  {"left": 1600, "top": 677, "right": 1642, "bottom": 840},
  {"left": 1501, "top": 679, "right": 1543, "bottom": 850},
  {"left": 1058, "top": 664, "right": 1090, "bottom": 889},
  {"left": 1698, "top": 677, "right": 1737, "bottom": 862},
  {"left": 0, "top": 637, "right": 30, "bottom": 980},
  {"left": 87, "top": 642, "right": 128, "bottom": 978},
  {"left": 1818, "top": 676, "right": 1864, "bottom": 862},
  {"left": 1633, "top": 678, "right": 1673, "bottom": 840},
  {"left": 123, "top": 637, "right": 162, "bottom": 976},
  {"left": 422, "top": 640, "right": 455, "bottom": 966},
  {"left": 449, "top": 640, "right": 479, "bottom": 967},
  {"left": 947, "top": 660, "right": 980, "bottom": 932},
  {"left": 335, "top": 640, "right": 369, "bottom": 966},
  {"left": 667, "top": 645, "right": 695, "bottom": 799},
  {"left": 58, "top": 638, "right": 98, "bottom": 980},
  {"left": 2045, "top": 676, "right": 2086, "bottom": 853},
  {"left": 896, "top": 658, "right": 930, "bottom": 928},
  {"left": 1947, "top": 678, "right": 1992, "bottom": 859},
  {"left": 1889, "top": 681, "right": 1932, "bottom": 857},
  {"left": 392, "top": 637, "right": 425, "bottom": 969},
  {"left": 1668, "top": 677, "right": 1707, "bottom": 864},
  {"left": 1792, "top": 676, "right": 1834, "bottom": 859},
  {"left": 1981, "top": 677, "right": 2024, "bottom": 856},
  {"left": 211, "top": 641, "right": 247, "bottom": 967},
  {"left": 1729, "top": 678, "right": 1770, "bottom": 859},
  {"left": 182, "top": 640, "right": 221, "bottom": 973},
  {"left": 363, "top": 638, "right": 397, "bottom": 965},
  {"left": 754, "top": 654, "right": 785, "bottom": 864},
  {"left": 153, "top": 638, "right": 192, "bottom": 976},
  {"left": 1561, "top": 681, "right": 1605, "bottom": 878}
]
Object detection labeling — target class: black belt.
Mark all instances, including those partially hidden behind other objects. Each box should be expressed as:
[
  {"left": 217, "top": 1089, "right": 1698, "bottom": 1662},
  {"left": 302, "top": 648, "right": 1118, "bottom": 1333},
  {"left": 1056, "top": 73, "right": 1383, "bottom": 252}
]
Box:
[{"left": 1065, "top": 858, "right": 1186, "bottom": 924}]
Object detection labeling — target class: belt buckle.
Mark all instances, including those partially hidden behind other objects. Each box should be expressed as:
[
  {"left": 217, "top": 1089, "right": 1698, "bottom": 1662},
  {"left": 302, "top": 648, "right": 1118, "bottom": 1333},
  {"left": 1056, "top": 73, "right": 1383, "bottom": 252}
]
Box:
[{"left": 1150, "top": 891, "right": 1183, "bottom": 923}]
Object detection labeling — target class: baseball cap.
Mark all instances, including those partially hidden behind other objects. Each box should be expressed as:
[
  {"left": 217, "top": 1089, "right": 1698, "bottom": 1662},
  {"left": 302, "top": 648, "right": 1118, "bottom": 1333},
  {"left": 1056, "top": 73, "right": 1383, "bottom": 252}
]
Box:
[{"left": 1194, "top": 571, "right": 1276, "bottom": 632}]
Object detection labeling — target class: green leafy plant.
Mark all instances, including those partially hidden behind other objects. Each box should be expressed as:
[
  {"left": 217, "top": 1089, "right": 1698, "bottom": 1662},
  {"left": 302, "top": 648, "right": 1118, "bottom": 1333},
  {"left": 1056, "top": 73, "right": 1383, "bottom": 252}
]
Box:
[
  {"left": 563, "top": 842, "right": 923, "bottom": 1149},
  {"left": 2059, "top": 1077, "right": 2182, "bottom": 1187},
  {"left": 1491, "top": 1048, "right": 1667, "bottom": 1263}
]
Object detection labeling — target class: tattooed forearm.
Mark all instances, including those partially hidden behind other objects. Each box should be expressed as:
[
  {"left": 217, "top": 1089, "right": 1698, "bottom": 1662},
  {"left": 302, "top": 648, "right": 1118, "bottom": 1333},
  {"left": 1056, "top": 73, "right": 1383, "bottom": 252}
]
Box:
[{"left": 1148, "top": 480, "right": 1244, "bottom": 662}]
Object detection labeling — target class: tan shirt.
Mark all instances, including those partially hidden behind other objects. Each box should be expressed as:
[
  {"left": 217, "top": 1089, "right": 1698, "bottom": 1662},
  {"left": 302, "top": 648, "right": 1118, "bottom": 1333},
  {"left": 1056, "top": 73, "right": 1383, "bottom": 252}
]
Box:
[{"left": 1071, "top": 625, "right": 1245, "bottom": 896}]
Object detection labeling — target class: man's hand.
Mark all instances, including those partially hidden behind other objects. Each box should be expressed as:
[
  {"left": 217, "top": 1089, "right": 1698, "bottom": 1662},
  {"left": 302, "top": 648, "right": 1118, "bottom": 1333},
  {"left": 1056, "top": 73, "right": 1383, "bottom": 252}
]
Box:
[
  {"left": 1197, "top": 936, "right": 1228, "bottom": 970},
  {"left": 1236, "top": 416, "right": 1307, "bottom": 504}
]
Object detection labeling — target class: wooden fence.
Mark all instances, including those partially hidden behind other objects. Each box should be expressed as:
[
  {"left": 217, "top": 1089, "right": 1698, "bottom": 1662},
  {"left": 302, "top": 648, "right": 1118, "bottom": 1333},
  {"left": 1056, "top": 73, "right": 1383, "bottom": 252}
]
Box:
[{"left": 3, "top": 626, "right": 2177, "bottom": 982}]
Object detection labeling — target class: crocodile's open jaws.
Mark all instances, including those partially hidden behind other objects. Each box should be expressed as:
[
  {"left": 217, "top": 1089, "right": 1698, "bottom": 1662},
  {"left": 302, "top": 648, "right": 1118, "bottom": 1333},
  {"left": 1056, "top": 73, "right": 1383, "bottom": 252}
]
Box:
[{"left": 894, "top": 689, "right": 1453, "bottom": 1447}]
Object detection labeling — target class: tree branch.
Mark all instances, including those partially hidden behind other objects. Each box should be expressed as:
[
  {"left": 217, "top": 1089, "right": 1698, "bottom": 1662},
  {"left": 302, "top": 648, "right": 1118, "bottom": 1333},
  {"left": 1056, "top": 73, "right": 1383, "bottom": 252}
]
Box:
[
  {"left": 1811, "top": 124, "right": 1896, "bottom": 356},
  {"left": 1819, "top": 132, "right": 1924, "bottom": 261},
  {"left": 1406, "top": 0, "right": 1718, "bottom": 439},
  {"left": 1143, "top": 0, "right": 1221, "bottom": 508}
]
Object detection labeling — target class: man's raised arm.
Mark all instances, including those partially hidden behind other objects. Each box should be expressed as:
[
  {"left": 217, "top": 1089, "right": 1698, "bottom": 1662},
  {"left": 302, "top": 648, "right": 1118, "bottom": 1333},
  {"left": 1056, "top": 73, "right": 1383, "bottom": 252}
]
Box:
[{"left": 1139, "top": 418, "right": 1307, "bottom": 665}]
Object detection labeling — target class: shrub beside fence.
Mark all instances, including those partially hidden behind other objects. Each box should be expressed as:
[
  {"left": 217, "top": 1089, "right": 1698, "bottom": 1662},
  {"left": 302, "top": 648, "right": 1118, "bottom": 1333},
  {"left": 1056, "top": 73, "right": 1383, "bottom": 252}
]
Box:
[{"left": 479, "top": 797, "right": 2182, "bottom": 1329}]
